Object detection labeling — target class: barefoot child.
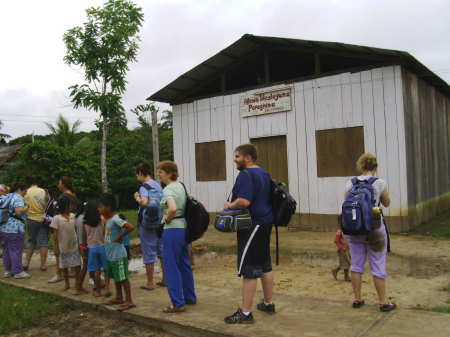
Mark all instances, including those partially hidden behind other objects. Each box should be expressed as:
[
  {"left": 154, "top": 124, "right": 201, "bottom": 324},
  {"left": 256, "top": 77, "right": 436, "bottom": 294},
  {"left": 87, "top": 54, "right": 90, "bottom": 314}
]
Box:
[
  {"left": 100, "top": 194, "right": 136, "bottom": 311},
  {"left": 82, "top": 200, "right": 109, "bottom": 297},
  {"left": 332, "top": 228, "right": 351, "bottom": 282},
  {"left": 50, "top": 195, "right": 87, "bottom": 294}
]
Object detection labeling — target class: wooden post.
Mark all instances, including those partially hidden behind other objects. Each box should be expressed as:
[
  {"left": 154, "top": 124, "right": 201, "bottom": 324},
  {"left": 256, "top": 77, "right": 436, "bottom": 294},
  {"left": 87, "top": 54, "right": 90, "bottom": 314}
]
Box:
[
  {"left": 314, "top": 53, "right": 321, "bottom": 75},
  {"left": 264, "top": 52, "right": 270, "bottom": 83},
  {"left": 151, "top": 107, "right": 160, "bottom": 179}
]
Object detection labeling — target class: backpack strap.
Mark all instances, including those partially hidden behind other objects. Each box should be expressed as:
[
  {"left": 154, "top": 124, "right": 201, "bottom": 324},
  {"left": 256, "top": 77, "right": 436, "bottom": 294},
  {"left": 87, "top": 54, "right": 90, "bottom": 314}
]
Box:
[{"left": 142, "top": 183, "right": 154, "bottom": 191}]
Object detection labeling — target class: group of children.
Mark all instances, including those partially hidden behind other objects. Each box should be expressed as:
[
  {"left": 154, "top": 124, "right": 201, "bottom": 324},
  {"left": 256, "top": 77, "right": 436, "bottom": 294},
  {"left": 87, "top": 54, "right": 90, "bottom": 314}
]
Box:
[{"left": 51, "top": 193, "right": 136, "bottom": 311}]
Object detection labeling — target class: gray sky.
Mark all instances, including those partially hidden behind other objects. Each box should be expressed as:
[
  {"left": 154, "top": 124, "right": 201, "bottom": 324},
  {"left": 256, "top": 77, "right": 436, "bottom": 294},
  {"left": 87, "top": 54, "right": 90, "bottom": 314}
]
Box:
[{"left": 1, "top": 0, "right": 449, "bottom": 139}]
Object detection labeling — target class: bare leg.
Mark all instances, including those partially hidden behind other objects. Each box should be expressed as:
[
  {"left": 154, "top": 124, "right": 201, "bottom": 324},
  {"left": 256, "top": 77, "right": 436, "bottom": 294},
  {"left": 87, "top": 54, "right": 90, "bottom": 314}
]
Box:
[
  {"left": 114, "top": 281, "right": 123, "bottom": 302},
  {"left": 55, "top": 255, "right": 62, "bottom": 277},
  {"left": 39, "top": 247, "right": 48, "bottom": 269},
  {"left": 62, "top": 268, "right": 70, "bottom": 290},
  {"left": 122, "top": 280, "right": 134, "bottom": 305},
  {"left": 143, "top": 263, "right": 155, "bottom": 289},
  {"left": 103, "top": 273, "right": 112, "bottom": 297},
  {"left": 93, "top": 271, "right": 102, "bottom": 296},
  {"left": 24, "top": 248, "right": 34, "bottom": 269},
  {"left": 260, "top": 271, "right": 274, "bottom": 303},
  {"left": 79, "top": 251, "right": 88, "bottom": 286},
  {"left": 332, "top": 266, "right": 340, "bottom": 280},
  {"left": 344, "top": 269, "right": 351, "bottom": 281},
  {"left": 373, "top": 276, "right": 387, "bottom": 304},
  {"left": 241, "top": 278, "right": 257, "bottom": 312},
  {"left": 73, "top": 266, "right": 88, "bottom": 294},
  {"left": 160, "top": 258, "right": 166, "bottom": 284},
  {"left": 351, "top": 272, "right": 363, "bottom": 301}
]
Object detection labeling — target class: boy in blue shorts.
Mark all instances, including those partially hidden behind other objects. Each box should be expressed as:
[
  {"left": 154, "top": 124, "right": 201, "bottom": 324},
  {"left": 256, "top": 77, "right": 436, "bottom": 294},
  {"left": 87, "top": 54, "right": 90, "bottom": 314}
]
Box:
[{"left": 99, "top": 194, "right": 135, "bottom": 311}]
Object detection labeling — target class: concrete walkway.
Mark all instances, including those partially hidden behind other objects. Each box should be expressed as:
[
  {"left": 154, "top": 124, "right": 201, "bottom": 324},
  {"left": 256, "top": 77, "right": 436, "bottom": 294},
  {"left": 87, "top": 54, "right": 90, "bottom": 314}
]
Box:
[{"left": 2, "top": 263, "right": 449, "bottom": 337}]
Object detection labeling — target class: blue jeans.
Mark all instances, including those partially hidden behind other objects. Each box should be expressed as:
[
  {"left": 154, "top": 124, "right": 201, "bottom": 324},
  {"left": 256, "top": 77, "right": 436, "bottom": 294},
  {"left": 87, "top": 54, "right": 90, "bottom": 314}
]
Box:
[{"left": 163, "top": 228, "right": 196, "bottom": 307}]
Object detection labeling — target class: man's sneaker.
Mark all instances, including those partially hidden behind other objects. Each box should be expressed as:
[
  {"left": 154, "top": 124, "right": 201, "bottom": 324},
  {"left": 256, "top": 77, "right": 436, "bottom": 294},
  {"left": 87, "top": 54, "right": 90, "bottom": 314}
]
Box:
[
  {"left": 257, "top": 301, "right": 276, "bottom": 314},
  {"left": 3, "top": 271, "right": 12, "bottom": 278},
  {"left": 48, "top": 275, "right": 63, "bottom": 283},
  {"left": 14, "top": 271, "right": 31, "bottom": 279},
  {"left": 224, "top": 308, "right": 254, "bottom": 324}
]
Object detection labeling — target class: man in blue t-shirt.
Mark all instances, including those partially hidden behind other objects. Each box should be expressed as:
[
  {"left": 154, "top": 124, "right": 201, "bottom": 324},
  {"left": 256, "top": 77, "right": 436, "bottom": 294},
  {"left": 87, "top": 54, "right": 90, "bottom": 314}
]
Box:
[{"left": 223, "top": 144, "right": 275, "bottom": 324}]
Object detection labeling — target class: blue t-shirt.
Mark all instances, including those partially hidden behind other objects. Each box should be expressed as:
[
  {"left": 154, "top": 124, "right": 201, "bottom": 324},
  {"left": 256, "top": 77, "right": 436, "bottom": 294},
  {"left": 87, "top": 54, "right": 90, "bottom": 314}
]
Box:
[
  {"left": 232, "top": 168, "right": 274, "bottom": 225},
  {"left": 0, "top": 193, "right": 27, "bottom": 234},
  {"left": 104, "top": 214, "right": 128, "bottom": 261}
]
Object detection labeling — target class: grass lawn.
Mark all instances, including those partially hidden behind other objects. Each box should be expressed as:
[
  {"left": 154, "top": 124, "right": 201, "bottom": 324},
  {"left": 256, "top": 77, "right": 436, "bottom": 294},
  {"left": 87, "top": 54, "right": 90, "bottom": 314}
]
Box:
[
  {"left": 411, "top": 209, "right": 450, "bottom": 238},
  {"left": 0, "top": 284, "right": 72, "bottom": 334}
]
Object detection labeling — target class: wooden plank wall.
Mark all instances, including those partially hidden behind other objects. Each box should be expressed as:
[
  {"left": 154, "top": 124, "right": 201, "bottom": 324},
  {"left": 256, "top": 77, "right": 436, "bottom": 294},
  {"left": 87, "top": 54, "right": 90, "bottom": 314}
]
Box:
[
  {"left": 172, "top": 66, "right": 410, "bottom": 231},
  {"left": 402, "top": 69, "right": 450, "bottom": 227}
]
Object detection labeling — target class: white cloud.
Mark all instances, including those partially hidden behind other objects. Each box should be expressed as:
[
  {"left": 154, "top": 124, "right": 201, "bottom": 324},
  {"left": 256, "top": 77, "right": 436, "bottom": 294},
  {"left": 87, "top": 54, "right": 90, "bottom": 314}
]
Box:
[{"left": 1, "top": 0, "right": 449, "bottom": 138}]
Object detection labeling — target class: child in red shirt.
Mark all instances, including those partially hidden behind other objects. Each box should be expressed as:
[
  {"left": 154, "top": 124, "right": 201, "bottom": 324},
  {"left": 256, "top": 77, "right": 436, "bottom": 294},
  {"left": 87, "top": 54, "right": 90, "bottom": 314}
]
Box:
[{"left": 332, "top": 228, "right": 351, "bottom": 282}]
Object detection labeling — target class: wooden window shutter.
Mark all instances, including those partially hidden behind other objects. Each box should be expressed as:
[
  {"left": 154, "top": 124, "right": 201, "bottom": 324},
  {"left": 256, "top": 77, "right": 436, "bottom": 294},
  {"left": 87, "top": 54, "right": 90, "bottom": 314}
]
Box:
[
  {"left": 195, "top": 141, "right": 227, "bottom": 181},
  {"left": 316, "top": 126, "right": 365, "bottom": 177}
]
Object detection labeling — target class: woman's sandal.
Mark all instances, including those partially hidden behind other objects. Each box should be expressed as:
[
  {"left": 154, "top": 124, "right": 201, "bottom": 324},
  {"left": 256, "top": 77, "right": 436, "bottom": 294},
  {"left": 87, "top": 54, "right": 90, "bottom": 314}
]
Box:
[
  {"left": 379, "top": 303, "right": 397, "bottom": 312},
  {"left": 104, "top": 299, "right": 125, "bottom": 306},
  {"left": 140, "top": 285, "right": 155, "bottom": 291},
  {"left": 117, "top": 303, "right": 136, "bottom": 312},
  {"left": 163, "top": 305, "right": 186, "bottom": 313},
  {"left": 157, "top": 281, "right": 166, "bottom": 287},
  {"left": 352, "top": 300, "right": 365, "bottom": 308}
]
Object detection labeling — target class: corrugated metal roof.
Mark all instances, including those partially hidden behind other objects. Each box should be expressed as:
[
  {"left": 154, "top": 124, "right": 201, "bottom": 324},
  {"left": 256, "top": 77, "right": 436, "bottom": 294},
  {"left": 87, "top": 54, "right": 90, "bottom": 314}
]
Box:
[{"left": 148, "top": 34, "right": 449, "bottom": 104}]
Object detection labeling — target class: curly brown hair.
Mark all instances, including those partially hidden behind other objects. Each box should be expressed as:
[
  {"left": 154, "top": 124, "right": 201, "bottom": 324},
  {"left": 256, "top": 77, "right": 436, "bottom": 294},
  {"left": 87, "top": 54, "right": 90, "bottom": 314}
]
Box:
[{"left": 356, "top": 153, "right": 378, "bottom": 173}]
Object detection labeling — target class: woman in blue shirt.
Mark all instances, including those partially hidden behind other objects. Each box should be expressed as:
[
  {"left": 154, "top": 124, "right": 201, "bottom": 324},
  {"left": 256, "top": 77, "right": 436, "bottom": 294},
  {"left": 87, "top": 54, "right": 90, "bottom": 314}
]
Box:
[{"left": 1, "top": 182, "right": 30, "bottom": 279}]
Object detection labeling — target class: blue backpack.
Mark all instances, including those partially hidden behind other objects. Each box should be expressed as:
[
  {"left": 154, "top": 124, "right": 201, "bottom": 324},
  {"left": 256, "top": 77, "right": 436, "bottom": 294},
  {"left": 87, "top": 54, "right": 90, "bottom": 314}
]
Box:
[
  {"left": 341, "top": 177, "right": 377, "bottom": 235},
  {"left": 0, "top": 194, "right": 13, "bottom": 225},
  {"left": 138, "top": 183, "right": 163, "bottom": 230}
]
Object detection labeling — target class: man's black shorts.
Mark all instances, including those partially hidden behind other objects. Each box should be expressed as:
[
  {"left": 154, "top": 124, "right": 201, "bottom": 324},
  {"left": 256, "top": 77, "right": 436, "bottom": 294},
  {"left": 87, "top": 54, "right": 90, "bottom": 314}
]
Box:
[{"left": 237, "top": 224, "right": 272, "bottom": 279}]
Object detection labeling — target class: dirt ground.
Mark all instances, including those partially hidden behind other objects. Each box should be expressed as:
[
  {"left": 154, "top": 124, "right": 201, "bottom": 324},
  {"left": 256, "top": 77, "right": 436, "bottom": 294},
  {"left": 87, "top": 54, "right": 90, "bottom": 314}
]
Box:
[
  {"left": 191, "top": 251, "right": 449, "bottom": 310},
  {"left": 4, "top": 309, "right": 174, "bottom": 337}
]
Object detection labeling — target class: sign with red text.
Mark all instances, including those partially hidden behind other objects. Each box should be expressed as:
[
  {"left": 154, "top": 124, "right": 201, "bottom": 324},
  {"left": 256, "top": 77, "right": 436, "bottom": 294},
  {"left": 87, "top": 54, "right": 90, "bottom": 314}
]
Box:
[{"left": 240, "top": 88, "right": 292, "bottom": 118}]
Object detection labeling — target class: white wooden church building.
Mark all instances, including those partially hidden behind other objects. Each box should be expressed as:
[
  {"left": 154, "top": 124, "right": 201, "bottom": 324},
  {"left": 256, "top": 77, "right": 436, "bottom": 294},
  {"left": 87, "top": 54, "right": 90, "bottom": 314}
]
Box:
[{"left": 149, "top": 34, "right": 450, "bottom": 232}]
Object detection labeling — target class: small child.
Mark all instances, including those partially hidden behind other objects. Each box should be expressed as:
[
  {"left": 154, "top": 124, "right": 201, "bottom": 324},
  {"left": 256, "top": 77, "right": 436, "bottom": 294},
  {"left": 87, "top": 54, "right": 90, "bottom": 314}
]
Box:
[
  {"left": 83, "top": 200, "right": 109, "bottom": 297},
  {"left": 50, "top": 195, "right": 87, "bottom": 294},
  {"left": 100, "top": 194, "right": 135, "bottom": 311},
  {"left": 332, "top": 228, "right": 351, "bottom": 282}
]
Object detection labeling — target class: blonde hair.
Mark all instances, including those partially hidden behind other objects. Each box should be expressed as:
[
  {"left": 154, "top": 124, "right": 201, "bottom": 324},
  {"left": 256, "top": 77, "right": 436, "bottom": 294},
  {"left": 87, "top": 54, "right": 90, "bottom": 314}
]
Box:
[{"left": 356, "top": 153, "right": 378, "bottom": 173}]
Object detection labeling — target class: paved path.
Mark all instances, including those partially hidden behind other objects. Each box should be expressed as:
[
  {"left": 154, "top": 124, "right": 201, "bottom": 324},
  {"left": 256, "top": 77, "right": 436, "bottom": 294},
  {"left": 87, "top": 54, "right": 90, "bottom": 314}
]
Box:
[{"left": 2, "top": 263, "right": 449, "bottom": 337}]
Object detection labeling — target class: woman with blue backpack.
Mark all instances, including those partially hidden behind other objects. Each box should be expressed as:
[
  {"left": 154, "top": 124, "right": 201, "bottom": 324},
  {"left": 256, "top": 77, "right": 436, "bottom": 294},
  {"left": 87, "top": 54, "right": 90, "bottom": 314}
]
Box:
[
  {"left": 134, "top": 162, "right": 165, "bottom": 291},
  {"left": 341, "top": 153, "right": 396, "bottom": 312},
  {"left": 1, "top": 181, "right": 31, "bottom": 279}
]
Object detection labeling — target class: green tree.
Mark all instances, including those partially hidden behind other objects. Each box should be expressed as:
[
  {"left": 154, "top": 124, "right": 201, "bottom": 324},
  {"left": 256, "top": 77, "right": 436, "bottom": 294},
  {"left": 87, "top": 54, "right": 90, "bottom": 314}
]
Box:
[
  {"left": 6, "top": 140, "right": 100, "bottom": 200},
  {"left": 63, "top": 0, "right": 144, "bottom": 192},
  {"left": 44, "top": 114, "right": 82, "bottom": 147}
]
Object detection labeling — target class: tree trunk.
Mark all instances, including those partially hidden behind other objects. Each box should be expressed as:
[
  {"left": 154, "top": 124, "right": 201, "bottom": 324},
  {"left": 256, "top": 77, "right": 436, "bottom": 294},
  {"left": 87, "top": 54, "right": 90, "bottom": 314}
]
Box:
[
  {"left": 101, "top": 117, "right": 109, "bottom": 192},
  {"left": 151, "top": 108, "right": 160, "bottom": 179}
]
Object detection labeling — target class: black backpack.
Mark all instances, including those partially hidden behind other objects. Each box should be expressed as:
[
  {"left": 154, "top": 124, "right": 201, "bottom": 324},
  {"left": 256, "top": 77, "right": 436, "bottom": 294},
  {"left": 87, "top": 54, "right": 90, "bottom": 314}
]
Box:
[
  {"left": 271, "top": 181, "right": 297, "bottom": 265},
  {"left": 178, "top": 182, "right": 210, "bottom": 243},
  {"left": 244, "top": 170, "right": 298, "bottom": 265}
]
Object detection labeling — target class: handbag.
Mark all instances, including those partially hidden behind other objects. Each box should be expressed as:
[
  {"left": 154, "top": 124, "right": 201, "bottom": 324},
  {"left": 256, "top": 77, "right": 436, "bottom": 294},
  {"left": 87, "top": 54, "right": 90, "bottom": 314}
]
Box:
[{"left": 214, "top": 209, "right": 253, "bottom": 232}]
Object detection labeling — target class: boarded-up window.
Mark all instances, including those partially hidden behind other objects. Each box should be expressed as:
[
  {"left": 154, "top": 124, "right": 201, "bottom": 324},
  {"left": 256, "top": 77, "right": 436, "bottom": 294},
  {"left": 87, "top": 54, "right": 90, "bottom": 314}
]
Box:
[
  {"left": 251, "top": 136, "right": 289, "bottom": 184},
  {"left": 195, "top": 141, "right": 226, "bottom": 181},
  {"left": 316, "top": 127, "right": 364, "bottom": 177}
]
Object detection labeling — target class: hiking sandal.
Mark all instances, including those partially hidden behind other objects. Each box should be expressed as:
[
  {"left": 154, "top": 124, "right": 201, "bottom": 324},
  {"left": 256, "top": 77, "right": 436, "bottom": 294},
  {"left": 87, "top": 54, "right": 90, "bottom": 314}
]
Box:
[
  {"left": 379, "top": 303, "right": 397, "bottom": 312},
  {"left": 352, "top": 300, "right": 365, "bottom": 308}
]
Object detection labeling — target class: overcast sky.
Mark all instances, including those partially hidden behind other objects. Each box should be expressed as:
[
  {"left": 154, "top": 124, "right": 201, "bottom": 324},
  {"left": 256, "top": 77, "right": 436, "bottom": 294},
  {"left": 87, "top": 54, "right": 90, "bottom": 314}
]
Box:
[{"left": 0, "top": 0, "right": 449, "bottom": 139}]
